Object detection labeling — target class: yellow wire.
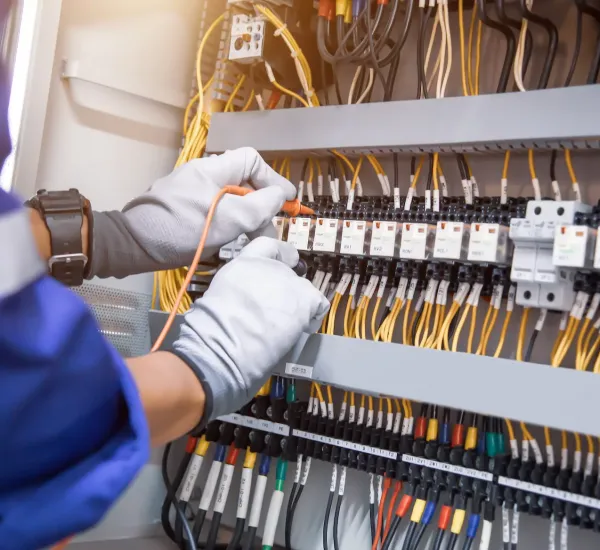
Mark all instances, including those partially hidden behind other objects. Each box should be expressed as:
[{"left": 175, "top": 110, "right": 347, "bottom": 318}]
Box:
[
  {"left": 242, "top": 90, "right": 256, "bottom": 112},
  {"left": 351, "top": 156, "right": 364, "bottom": 192},
  {"left": 467, "top": 1, "right": 478, "bottom": 96},
  {"left": 505, "top": 419, "right": 516, "bottom": 442},
  {"left": 432, "top": 153, "right": 439, "bottom": 191},
  {"left": 344, "top": 295, "right": 355, "bottom": 337},
  {"left": 371, "top": 297, "right": 383, "bottom": 340},
  {"left": 224, "top": 74, "right": 247, "bottom": 112},
  {"left": 502, "top": 151, "right": 511, "bottom": 180},
  {"left": 565, "top": 149, "right": 578, "bottom": 185},
  {"left": 516, "top": 308, "right": 530, "bottom": 362},
  {"left": 467, "top": 304, "right": 478, "bottom": 354},
  {"left": 411, "top": 156, "right": 426, "bottom": 189},
  {"left": 196, "top": 14, "right": 226, "bottom": 117},
  {"left": 451, "top": 304, "right": 471, "bottom": 352},
  {"left": 479, "top": 307, "right": 500, "bottom": 356},
  {"left": 402, "top": 300, "right": 414, "bottom": 345},
  {"left": 458, "top": 0, "right": 469, "bottom": 96},
  {"left": 528, "top": 149, "right": 537, "bottom": 180},
  {"left": 575, "top": 433, "right": 582, "bottom": 453},
  {"left": 475, "top": 21, "right": 483, "bottom": 95}
]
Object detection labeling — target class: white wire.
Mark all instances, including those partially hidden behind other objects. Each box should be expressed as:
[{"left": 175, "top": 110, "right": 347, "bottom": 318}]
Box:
[
  {"left": 436, "top": 0, "right": 448, "bottom": 99},
  {"left": 355, "top": 69, "right": 375, "bottom": 105},
  {"left": 548, "top": 515, "right": 556, "bottom": 550},
  {"left": 440, "top": 0, "right": 453, "bottom": 98},
  {"left": 348, "top": 66, "right": 363, "bottom": 104},
  {"left": 514, "top": 0, "right": 534, "bottom": 92},
  {"left": 560, "top": 518, "right": 568, "bottom": 550}
]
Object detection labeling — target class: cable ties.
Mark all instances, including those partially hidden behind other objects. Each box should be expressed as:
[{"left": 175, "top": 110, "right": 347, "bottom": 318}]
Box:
[
  {"left": 521, "top": 439, "right": 530, "bottom": 462},
  {"left": 289, "top": 49, "right": 299, "bottom": 58},
  {"left": 530, "top": 439, "right": 544, "bottom": 465},
  {"left": 273, "top": 24, "right": 288, "bottom": 37}
]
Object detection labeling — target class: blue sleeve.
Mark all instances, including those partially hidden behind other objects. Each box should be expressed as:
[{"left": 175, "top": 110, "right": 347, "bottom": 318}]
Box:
[{"left": 0, "top": 190, "right": 150, "bottom": 550}]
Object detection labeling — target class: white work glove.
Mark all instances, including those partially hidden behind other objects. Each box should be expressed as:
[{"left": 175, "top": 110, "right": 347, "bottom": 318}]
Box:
[
  {"left": 90, "top": 148, "right": 296, "bottom": 278},
  {"left": 172, "top": 237, "right": 329, "bottom": 423}
]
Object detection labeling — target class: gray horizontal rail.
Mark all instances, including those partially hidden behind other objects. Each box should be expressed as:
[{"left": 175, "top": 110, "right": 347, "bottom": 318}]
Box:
[
  {"left": 206, "top": 86, "right": 600, "bottom": 155},
  {"left": 148, "top": 310, "right": 600, "bottom": 436}
]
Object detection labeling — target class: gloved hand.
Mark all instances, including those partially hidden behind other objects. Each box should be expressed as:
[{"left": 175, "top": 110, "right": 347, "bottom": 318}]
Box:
[
  {"left": 89, "top": 148, "right": 296, "bottom": 279},
  {"left": 172, "top": 237, "right": 330, "bottom": 423}
]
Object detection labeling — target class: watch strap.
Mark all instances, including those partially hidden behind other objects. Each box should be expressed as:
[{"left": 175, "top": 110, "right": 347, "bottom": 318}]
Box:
[{"left": 26, "top": 189, "right": 91, "bottom": 287}]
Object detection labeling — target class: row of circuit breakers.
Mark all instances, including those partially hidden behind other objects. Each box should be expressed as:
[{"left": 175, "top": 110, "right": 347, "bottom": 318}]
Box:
[{"left": 220, "top": 196, "right": 600, "bottom": 313}]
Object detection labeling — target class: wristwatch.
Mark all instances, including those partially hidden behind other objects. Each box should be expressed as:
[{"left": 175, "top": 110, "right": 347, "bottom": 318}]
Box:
[{"left": 25, "top": 189, "right": 93, "bottom": 286}]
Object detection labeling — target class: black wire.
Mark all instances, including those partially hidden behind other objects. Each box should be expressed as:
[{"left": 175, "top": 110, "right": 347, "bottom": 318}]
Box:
[
  {"left": 477, "top": 0, "right": 516, "bottom": 93},
  {"left": 447, "top": 533, "right": 459, "bottom": 550},
  {"left": 393, "top": 153, "right": 399, "bottom": 191},
  {"left": 193, "top": 510, "right": 208, "bottom": 545},
  {"left": 518, "top": 0, "right": 558, "bottom": 90},
  {"left": 333, "top": 495, "right": 343, "bottom": 550},
  {"left": 370, "top": 502, "right": 377, "bottom": 543},
  {"left": 410, "top": 523, "right": 428, "bottom": 550},
  {"left": 241, "top": 526, "right": 257, "bottom": 550},
  {"left": 462, "top": 537, "right": 475, "bottom": 550},
  {"left": 225, "top": 518, "right": 245, "bottom": 550},
  {"left": 432, "top": 528, "right": 445, "bottom": 550},
  {"left": 524, "top": 329, "right": 539, "bottom": 363},
  {"left": 205, "top": 511, "right": 222, "bottom": 550},
  {"left": 588, "top": 31, "right": 600, "bottom": 84},
  {"left": 323, "top": 491, "right": 335, "bottom": 550},
  {"left": 285, "top": 482, "right": 298, "bottom": 550},
  {"left": 402, "top": 522, "right": 417, "bottom": 550},
  {"left": 417, "top": 7, "right": 433, "bottom": 99},
  {"left": 426, "top": 153, "right": 434, "bottom": 192},
  {"left": 162, "top": 442, "right": 193, "bottom": 545},
  {"left": 382, "top": 516, "right": 402, "bottom": 550},
  {"left": 566, "top": 6, "right": 583, "bottom": 87},
  {"left": 366, "top": 2, "right": 389, "bottom": 95}
]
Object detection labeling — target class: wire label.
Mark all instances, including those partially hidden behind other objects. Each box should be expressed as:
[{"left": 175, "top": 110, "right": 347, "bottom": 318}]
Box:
[
  {"left": 292, "top": 429, "right": 398, "bottom": 460},
  {"left": 313, "top": 218, "right": 340, "bottom": 253},
  {"left": 341, "top": 220, "right": 367, "bottom": 255},
  {"left": 498, "top": 476, "right": 600, "bottom": 510},
  {"left": 370, "top": 221, "right": 398, "bottom": 258},
  {"left": 402, "top": 454, "right": 493, "bottom": 482},
  {"left": 218, "top": 413, "right": 291, "bottom": 436},
  {"left": 285, "top": 363, "right": 314, "bottom": 380}
]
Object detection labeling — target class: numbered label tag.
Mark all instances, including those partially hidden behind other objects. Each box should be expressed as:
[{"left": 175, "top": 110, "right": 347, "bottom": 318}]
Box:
[
  {"left": 400, "top": 223, "right": 429, "bottom": 260},
  {"left": 434, "top": 221, "right": 464, "bottom": 260},
  {"left": 468, "top": 223, "right": 500, "bottom": 262},
  {"left": 553, "top": 225, "right": 589, "bottom": 268},
  {"left": 341, "top": 220, "right": 367, "bottom": 255},
  {"left": 287, "top": 217, "right": 312, "bottom": 251},
  {"left": 370, "top": 221, "right": 398, "bottom": 258},
  {"left": 272, "top": 217, "right": 287, "bottom": 241},
  {"left": 313, "top": 218, "right": 340, "bottom": 253}
]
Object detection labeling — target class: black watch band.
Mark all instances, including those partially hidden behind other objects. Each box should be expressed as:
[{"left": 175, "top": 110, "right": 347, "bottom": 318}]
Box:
[{"left": 25, "top": 189, "right": 93, "bottom": 287}]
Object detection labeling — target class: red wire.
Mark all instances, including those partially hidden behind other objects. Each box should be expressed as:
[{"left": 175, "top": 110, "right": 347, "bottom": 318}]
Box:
[
  {"left": 383, "top": 481, "right": 402, "bottom": 542},
  {"left": 371, "top": 477, "right": 392, "bottom": 550},
  {"left": 226, "top": 446, "right": 240, "bottom": 466}
]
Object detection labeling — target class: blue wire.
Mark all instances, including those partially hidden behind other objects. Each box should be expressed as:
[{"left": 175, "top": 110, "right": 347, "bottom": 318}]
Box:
[
  {"left": 214, "top": 444, "right": 226, "bottom": 462},
  {"left": 422, "top": 502, "right": 437, "bottom": 526},
  {"left": 259, "top": 454, "right": 272, "bottom": 476},
  {"left": 467, "top": 514, "right": 480, "bottom": 539}
]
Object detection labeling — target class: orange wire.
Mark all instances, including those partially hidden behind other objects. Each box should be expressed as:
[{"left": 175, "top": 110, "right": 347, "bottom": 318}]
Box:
[
  {"left": 53, "top": 185, "right": 313, "bottom": 550},
  {"left": 371, "top": 477, "right": 392, "bottom": 550},
  {"left": 383, "top": 481, "right": 402, "bottom": 542}
]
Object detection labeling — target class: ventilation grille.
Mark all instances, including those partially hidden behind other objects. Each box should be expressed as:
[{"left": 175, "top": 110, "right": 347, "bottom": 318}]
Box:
[{"left": 74, "top": 284, "right": 151, "bottom": 358}]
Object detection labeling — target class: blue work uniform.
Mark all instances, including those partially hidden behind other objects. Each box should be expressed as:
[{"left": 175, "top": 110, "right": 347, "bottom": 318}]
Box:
[{"left": 0, "top": 2, "right": 150, "bottom": 549}]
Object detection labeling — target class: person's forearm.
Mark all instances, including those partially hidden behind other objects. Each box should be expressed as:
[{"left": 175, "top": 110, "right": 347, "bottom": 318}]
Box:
[
  {"left": 29, "top": 207, "right": 89, "bottom": 261},
  {"left": 127, "top": 352, "right": 206, "bottom": 447}
]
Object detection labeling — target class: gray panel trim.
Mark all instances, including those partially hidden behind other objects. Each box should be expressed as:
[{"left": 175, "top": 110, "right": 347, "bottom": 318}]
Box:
[
  {"left": 206, "top": 86, "right": 600, "bottom": 155},
  {"left": 149, "top": 311, "right": 600, "bottom": 436}
]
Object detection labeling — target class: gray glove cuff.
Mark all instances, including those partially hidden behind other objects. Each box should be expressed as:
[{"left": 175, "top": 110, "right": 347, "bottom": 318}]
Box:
[{"left": 170, "top": 349, "right": 215, "bottom": 435}]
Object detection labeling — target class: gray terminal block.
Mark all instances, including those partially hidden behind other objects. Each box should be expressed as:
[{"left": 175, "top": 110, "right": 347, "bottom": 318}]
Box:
[{"left": 510, "top": 200, "right": 592, "bottom": 311}]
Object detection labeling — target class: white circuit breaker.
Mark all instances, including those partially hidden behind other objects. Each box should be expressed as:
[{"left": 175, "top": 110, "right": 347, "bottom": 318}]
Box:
[{"left": 510, "top": 200, "right": 591, "bottom": 311}]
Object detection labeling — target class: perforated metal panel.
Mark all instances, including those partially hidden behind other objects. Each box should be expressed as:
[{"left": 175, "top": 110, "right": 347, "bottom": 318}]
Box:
[{"left": 75, "top": 283, "right": 151, "bottom": 357}]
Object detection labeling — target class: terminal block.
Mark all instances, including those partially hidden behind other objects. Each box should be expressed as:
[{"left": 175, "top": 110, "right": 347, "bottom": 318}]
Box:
[{"left": 510, "top": 200, "right": 591, "bottom": 311}]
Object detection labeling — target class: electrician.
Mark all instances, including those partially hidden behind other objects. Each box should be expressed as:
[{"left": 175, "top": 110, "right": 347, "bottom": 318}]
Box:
[{"left": 0, "top": 9, "right": 328, "bottom": 550}]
